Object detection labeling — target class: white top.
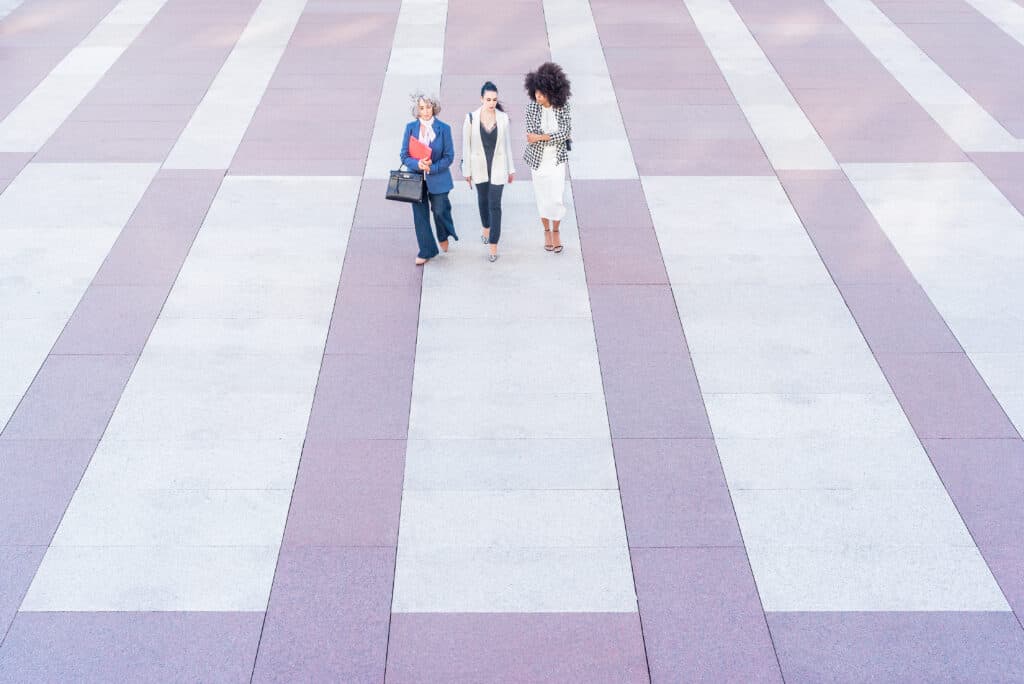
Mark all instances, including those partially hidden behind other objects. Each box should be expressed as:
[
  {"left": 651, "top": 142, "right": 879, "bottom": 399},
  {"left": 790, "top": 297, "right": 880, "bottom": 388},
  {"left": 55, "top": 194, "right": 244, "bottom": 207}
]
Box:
[
  {"left": 461, "top": 107, "right": 516, "bottom": 184},
  {"left": 539, "top": 105, "right": 559, "bottom": 169}
]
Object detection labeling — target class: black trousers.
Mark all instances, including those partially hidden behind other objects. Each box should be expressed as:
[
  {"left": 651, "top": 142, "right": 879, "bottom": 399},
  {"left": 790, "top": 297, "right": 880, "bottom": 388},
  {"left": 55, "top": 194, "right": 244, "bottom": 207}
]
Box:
[{"left": 475, "top": 182, "right": 504, "bottom": 245}]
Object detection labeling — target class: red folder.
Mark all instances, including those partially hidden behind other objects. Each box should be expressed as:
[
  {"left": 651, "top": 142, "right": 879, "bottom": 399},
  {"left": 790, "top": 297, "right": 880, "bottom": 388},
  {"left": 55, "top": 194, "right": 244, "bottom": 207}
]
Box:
[{"left": 408, "top": 134, "right": 432, "bottom": 160}]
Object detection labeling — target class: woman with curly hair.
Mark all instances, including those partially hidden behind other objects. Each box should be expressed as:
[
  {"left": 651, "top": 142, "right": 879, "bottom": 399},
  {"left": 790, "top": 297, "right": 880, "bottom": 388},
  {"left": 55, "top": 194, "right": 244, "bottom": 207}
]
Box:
[
  {"left": 401, "top": 92, "right": 458, "bottom": 265},
  {"left": 523, "top": 62, "right": 572, "bottom": 253}
]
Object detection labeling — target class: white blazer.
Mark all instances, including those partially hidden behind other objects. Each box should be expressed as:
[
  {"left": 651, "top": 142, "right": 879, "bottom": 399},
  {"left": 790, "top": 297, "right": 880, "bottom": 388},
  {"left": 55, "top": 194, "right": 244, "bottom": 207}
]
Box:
[{"left": 461, "top": 107, "right": 516, "bottom": 185}]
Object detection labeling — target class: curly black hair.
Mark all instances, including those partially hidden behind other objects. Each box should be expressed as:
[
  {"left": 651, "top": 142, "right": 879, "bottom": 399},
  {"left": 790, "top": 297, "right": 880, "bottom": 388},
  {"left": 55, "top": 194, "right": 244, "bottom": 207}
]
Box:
[{"left": 524, "top": 62, "right": 572, "bottom": 108}]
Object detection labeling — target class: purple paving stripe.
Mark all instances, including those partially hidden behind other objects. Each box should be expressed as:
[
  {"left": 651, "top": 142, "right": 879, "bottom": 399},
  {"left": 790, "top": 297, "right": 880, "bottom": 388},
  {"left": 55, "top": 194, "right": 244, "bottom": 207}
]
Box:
[
  {"left": 281, "top": 439, "right": 404, "bottom": 547},
  {"left": 35, "top": 0, "right": 261, "bottom": 164},
  {"left": 971, "top": 151, "right": 1024, "bottom": 215},
  {"left": 0, "top": 612, "right": 263, "bottom": 682},
  {"left": 874, "top": 0, "right": 1024, "bottom": 136},
  {"left": 92, "top": 169, "right": 223, "bottom": 286},
  {"left": 614, "top": 439, "right": 742, "bottom": 547},
  {"left": 385, "top": 613, "right": 649, "bottom": 683},
  {"left": 767, "top": 611, "right": 1024, "bottom": 683},
  {"left": 230, "top": 7, "right": 398, "bottom": 175},
  {"left": 0, "top": 547, "right": 44, "bottom": 644},
  {"left": 779, "top": 168, "right": 1024, "bottom": 628},
  {"left": 733, "top": 0, "right": 966, "bottom": 163},
  {"left": 632, "top": 548, "right": 782, "bottom": 683},
  {"left": 583, "top": 3, "right": 782, "bottom": 678},
  {"left": 595, "top": 2, "right": 771, "bottom": 176},
  {"left": 0, "top": 170, "right": 220, "bottom": 648},
  {"left": 0, "top": 0, "right": 121, "bottom": 121},
  {"left": 0, "top": 153, "right": 30, "bottom": 193},
  {"left": 0, "top": 355, "right": 135, "bottom": 440},
  {"left": 303, "top": 352, "right": 415, "bottom": 441},
  {"left": 252, "top": 4, "right": 408, "bottom": 675},
  {"left": 252, "top": 547, "right": 394, "bottom": 682},
  {"left": 874, "top": 352, "right": 1020, "bottom": 439},
  {"left": 0, "top": 440, "right": 97, "bottom": 546},
  {"left": 924, "top": 438, "right": 1024, "bottom": 613}
]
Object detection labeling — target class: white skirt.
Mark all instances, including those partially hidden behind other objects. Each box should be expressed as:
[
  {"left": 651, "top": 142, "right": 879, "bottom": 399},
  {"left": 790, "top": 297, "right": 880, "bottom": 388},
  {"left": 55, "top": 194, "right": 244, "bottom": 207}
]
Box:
[{"left": 532, "top": 156, "right": 566, "bottom": 221}]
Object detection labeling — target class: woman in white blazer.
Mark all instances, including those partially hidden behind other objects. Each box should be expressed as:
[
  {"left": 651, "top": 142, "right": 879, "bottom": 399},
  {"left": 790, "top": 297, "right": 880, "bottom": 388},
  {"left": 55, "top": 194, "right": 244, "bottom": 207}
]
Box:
[{"left": 462, "top": 81, "right": 515, "bottom": 262}]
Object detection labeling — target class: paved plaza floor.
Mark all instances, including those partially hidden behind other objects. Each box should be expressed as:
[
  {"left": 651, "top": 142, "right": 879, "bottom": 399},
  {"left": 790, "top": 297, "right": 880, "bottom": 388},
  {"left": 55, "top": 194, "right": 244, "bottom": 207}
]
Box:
[{"left": 2, "top": 0, "right": 1024, "bottom": 681}]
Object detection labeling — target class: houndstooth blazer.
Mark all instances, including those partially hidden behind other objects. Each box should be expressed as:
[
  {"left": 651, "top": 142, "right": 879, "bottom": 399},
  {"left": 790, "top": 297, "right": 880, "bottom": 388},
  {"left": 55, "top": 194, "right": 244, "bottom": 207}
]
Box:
[{"left": 523, "top": 101, "right": 572, "bottom": 170}]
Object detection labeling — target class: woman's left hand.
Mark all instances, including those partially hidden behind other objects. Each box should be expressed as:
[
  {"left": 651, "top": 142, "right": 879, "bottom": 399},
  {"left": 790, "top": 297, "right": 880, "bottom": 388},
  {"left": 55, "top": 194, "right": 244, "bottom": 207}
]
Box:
[{"left": 507, "top": 173, "right": 515, "bottom": 184}]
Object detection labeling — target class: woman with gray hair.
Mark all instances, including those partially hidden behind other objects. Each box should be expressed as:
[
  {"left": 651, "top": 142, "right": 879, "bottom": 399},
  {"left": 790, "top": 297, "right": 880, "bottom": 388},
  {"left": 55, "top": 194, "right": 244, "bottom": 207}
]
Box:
[{"left": 401, "top": 93, "right": 458, "bottom": 265}]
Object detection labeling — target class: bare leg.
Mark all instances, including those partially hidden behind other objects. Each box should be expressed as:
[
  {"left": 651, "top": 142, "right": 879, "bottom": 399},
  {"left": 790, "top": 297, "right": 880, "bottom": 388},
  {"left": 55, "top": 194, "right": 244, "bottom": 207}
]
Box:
[
  {"left": 482, "top": 227, "right": 490, "bottom": 243},
  {"left": 551, "top": 219, "right": 562, "bottom": 252}
]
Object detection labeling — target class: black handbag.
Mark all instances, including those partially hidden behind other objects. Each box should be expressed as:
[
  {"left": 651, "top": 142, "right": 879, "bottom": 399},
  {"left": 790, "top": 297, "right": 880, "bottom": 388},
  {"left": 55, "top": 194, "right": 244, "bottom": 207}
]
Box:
[{"left": 386, "top": 168, "right": 424, "bottom": 203}]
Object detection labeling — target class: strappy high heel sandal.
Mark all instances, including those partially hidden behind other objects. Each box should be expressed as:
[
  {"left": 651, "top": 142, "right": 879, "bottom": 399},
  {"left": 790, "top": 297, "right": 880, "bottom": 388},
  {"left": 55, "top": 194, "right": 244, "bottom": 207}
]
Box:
[
  {"left": 551, "top": 229, "right": 563, "bottom": 253},
  {"left": 544, "top": 228, "right": 554, "bottom": 252}
]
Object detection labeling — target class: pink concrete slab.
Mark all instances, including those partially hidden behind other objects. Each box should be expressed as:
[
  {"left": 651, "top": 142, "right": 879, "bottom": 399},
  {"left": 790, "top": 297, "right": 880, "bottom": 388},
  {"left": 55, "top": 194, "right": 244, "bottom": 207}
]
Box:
[
  {"left": 324, "top": 284, "right": 421, "bottom": 358},
  {"left": 588, "top": 285, "right": 690, "bottom": 354},
  {"left": 0, "top": 152, "right": 30, "bottom": 192},
  {"left": 768, "top": 611, "right": 1024, "bottom": 683},
  {"left": 0, "top": 355, "right": 136, "bottom": 440},
  {"left": 596, "top": 23, "right": 706, "bottom": 47},
  {"left": 253, "top": 547, "right": 394, "bottom": 682},
  {"left": 94, "top": 170, "right": 222, "bottom": 286},
  {"left": 632, "top": 547, "right": 782, "bottom": 683},
  {"left": 875, "top": 351, "right": 1020, "bottom": 439},
  {"left": 571, "top": 180, "right": 653, "bottom": 229},
  {"left": 615, "top": 438, "right": 743, "bottom": 547},
  {"left": 0, "top": 440, "right": 98, "bottom": 545},
  {"left": 353, "top": 180, "right": 417, "bottom": 228},
  {"left": 604, "top": 47, "right": 722, "bottom": 76},
  {"left": 837, "top": 284, "right": 963, "bottom": 353},
  {"left": 386, "top": 613, "right": 649, "bottom": 683},
  {"left": 0, "top": 612, "right": 264, "bottom": 681},
  {"left": 0, "top": 546, "right": 45, "bottom": 642},
  {"left": 582, "top": 232, "right": 669, "bottom": 285},
  {"left": 972, "top": 152, "right": 1024, "bottom": 215},
  {"left": 923, "top": 438, "right": 1024, "bottom": 556},
  {"left": 339, "top": 229, "right": 424, "bottom": 287},
  {"left": 50, "top": 285, "right": 168, "bottom": 356},
  {"left": 282, "top": 439, "right": 405, "bottom": 547},
  {"left": 288, "top": 14, "right": 398, "bottom": 48},
  {"left": 599, "top": 350, "right": 712, "bottom": 439},
  {"left": 611, "top": 70, "right": 730, "bottom": 90},
  {"left": 304, "top": 353, "right": 415, "bottom": 440},
  {"left": 633, "top": 140, "right": 773, "bottom": 175},
  {"left": 880, "top": 1, "right": 1024, "bottom": 136},
  {"left": 616, "top": 87, "right": 740, "bottom": 106},
  {"left": 228, "top": 158, "right": 367, "bottom": 175},
  {"left": 590, "top": 1, "right": 693, "bottom": 24},
  {"left": 32, "top": 138, "right": 178, "bottom": 163}
]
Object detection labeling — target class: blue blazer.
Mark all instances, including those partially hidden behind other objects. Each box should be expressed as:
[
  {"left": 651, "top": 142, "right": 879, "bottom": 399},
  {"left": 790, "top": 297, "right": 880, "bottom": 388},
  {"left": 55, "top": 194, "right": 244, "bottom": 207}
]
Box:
[{"left": 401, "top": 119, "right": 454, "bottom": 194}]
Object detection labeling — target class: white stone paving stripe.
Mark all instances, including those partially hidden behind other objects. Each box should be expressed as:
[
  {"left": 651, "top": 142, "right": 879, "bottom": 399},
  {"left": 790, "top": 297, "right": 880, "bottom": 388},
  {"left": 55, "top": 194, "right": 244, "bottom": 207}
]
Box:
[
  {"left": 963, "top": 0, "right": 1024, "bottom": 48},
  {"left": 542, "top": 0, "right": 637, "bottom": 179},
  {"left": 844, "top": 161, "right": 1024, "bottom": 434},
  {"left": 0, "top": 162, "right": 159, "bottom": 430},
  {"left": 0, "top": 0, "right": 170, "bottom": 152},
  {"left": 392, "top": 183, "right": 636, "bottom": 613},
  {"left": 162, "top": 0, "right": 307, "bottom": 169},
  {"left": 825, "top": 0, "right": 1024, "bottom": 152},
  {"left": 364, "top": 0, "right": 447, "bottom": 179},
  {"left": 643, "top": 174, "right": 1008, "bottom": 612},
  {"left": 21, "top": 175, "right": 360, "bottom": 612},
  {"left": 0, "top": 0, "right": 26, "bottom": 21},
  {"left": 683, "top": 0, "right": 838, "bottom": 170}
]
